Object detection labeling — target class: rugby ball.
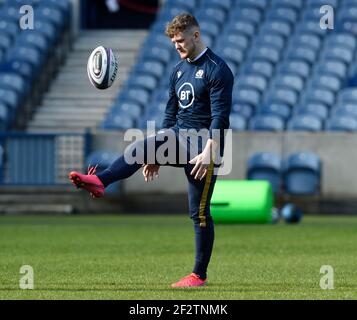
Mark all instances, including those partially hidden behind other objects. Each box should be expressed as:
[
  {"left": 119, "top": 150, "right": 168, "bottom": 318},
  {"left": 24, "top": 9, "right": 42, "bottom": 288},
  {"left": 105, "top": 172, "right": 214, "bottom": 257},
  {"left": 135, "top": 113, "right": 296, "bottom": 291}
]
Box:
[{"left": 87, "top": 46, "right": 118, "bottom": 89}]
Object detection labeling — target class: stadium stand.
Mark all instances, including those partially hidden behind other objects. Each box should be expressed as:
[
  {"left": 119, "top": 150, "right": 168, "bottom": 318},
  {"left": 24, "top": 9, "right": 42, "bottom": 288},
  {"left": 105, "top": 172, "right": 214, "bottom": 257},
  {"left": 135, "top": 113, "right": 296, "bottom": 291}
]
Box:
[
  {"left": 0, "top": 0, "right": 72, "bottom": 130},
  {"left": 283, "top": 152, "right": 321, "bottom": 195},
  {"left": 98, "top": 0, "right": 357, "bottom": 134},
  {"left": 247, "top": 152, "right": 282, "bottom": 193}
]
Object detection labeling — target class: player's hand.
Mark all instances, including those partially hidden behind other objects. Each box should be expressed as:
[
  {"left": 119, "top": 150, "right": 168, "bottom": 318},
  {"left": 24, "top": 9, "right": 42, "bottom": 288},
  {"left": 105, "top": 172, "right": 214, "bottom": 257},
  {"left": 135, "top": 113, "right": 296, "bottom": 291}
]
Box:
[
  {"left": 189, "top": 151, "right": 211, "bottom": 180},
  {"left": 142, "top": 164, "right": 160, "bottom": 182}
]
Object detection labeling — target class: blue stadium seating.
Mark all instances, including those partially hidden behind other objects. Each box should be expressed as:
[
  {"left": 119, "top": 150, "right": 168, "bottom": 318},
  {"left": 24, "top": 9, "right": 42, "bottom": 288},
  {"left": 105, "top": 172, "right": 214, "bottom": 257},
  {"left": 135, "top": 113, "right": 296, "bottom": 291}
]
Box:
[
  {"left": 254, "top": 34, "right": 285, "bottom": 51},
  {"left": 247, "top": 152, "right": 282, "bottom": 193},
  {"left": 271, "top": 0, "right": 304, "bottom": 11},
  {"left": 230, "top": 7, "right": 262, "bottom": 25},
  {"left": 271, "top": 75, "right": 304, "bottom": 93},
  {"left": 231, "top": 103, "right": 254, "bottom": 119},
  {"left": 250, "top": 115, "right": 285, "bottom": 131},
  {"left": 259, "top": 103, "right": 291, "bottom": 121},
  {"left": 241, "top": 61, "right": 274, "bottom": 79},
  {"left": 296, "top": 103, "right": 329, "bottom": 121},
  {"left": 287, "top": 115, "right": 323, "bottom": 132},
  {"left": 0, "top": 101, "right": 9, "bottom": 130},
  {"left": 326, "top": 116, "right": 357, "bottom": 131},
  {"left": 308, "top": 75, "right": 341, "bottom": 93},
  {"left": 229, "top": 114, "right": 247, "bottom": 131},
  {"left": 332, "top": 104, "right": 357, "bottom": 118},
  {"left": 234, "top": 75, "right": 268, "bottom": 93},
  {"left": 283, "top": 152, "right": 321, "bottom": 195},
  {"left": 111, "top": 101, "right": 142, "bottom": 120},
  {"left": 103, "top": 0, "right": 357, "bottom": 134},
  {"left": 101, "top": 114, "right": 136, "bottom": 130}
]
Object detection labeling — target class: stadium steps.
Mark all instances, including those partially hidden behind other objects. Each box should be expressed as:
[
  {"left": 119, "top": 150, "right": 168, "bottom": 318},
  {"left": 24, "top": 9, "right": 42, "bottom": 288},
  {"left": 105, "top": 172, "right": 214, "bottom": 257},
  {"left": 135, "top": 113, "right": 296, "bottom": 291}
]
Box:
[{"left": 27, "top": 29, "right": 148, "bottom": 133}]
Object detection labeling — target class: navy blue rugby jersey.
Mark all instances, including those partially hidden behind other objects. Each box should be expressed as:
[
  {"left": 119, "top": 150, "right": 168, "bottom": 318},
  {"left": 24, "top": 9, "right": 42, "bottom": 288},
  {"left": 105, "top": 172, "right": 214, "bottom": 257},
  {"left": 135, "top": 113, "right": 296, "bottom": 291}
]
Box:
[{"left": 161, "top": 48, "right": 234, "bottom": 137}]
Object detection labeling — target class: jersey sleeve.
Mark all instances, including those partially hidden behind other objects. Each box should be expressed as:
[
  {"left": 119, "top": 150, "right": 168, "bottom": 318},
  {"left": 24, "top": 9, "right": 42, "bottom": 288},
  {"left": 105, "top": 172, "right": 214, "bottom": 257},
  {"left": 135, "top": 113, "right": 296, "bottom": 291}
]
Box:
[
  {"left": 161, "top": 68, "right": 178, "bottom": 130},
  {"left": 209, "top": 64, "right": 234, "bottom": 138}
]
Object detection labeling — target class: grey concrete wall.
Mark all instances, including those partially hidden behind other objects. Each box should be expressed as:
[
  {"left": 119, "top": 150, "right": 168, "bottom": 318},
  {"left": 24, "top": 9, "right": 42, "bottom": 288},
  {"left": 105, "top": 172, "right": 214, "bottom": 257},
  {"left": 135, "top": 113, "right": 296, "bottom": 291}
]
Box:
[{"left": 92, "top": 131, "right": 357, "bottom": 198}]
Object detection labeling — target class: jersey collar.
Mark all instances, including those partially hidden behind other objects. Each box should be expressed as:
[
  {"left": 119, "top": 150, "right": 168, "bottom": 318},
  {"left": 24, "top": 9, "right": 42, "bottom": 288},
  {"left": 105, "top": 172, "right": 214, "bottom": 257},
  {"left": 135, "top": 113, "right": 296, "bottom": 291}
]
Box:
[{"left": 187, "top": 47, "right": 208, "bottom": 63}]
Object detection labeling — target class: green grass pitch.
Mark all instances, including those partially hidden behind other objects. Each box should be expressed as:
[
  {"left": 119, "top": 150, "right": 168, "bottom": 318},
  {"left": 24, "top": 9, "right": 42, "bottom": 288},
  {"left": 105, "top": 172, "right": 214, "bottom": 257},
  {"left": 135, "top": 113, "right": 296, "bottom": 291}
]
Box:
[{"left": 0, "top": 214, "right": 356, "bottom": 299}]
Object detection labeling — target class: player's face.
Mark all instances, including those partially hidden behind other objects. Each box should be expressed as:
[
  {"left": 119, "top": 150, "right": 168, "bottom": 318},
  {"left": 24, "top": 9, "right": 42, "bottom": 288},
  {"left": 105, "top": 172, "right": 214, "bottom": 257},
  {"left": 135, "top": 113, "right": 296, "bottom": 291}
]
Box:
[{"left": 171, "top": 30, "right": 197, "bottom": 60}]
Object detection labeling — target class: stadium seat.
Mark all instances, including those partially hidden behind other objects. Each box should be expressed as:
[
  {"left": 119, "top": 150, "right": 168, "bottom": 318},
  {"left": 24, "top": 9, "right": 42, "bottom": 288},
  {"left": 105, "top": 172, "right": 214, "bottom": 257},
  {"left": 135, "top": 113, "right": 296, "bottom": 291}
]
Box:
[
  {"left": 254, "top": 34, "right": 285, "bottom": 51},
  {"left": 34, "top": 6, "right": 66, "bottom": 31},
  {"left": 314, "top": 60, "right": 347, "bottom": 80},
  {"left": 296, "top": 103, "right": 329, "bottom": 121},
  {"left": 206, "top": 0, "right": 232, "bottom": 12},
  {"left": 277, "top": 60, "right": 311, "bottom": 79},
  {"left": 15, "top": 31, "right": 50, "bottom": 57},
  {"left": 265, "top": 88, "right": 298, "bottom": 108},
  {"left": 271, "top": 0, "right": 304, "bottom": 11},
  {"left": 283, "top": 152, "right": 321, "bottom": 195},
  {"left": 337, "top": 88, "right": 357, "bottom": 104},
  {"left": 229, "top": 114, "right": 247, "bottom": 131},
  {"left": 234, "top": 75, "right": 268, "bottom": 93},
  {"left": 143, "top": 33, "right": 173, "bottom": 51},
  {"left": 196, "top": 7, "right": 227, "bottom": 26},
  {"left": 125, "top": 74, "right": 158, "bottom": 93},
  {"left": 199, "top": 20, "right": 221, "bottom": 39},
  {"left": 216, "top": 34, "right": 250, "bottom": 51},
  {"left": 33, "top": 20, "right": 58, "bottom": 45},
  {"left": 249, "top": 115, "right": 285, "bottom": 131},
  {"left": 266, "top": 7, "right": 298, "bottom": 25},
  {"left": 111, "top": 101, "right": 142, "bottom": 120},
  {"left": 0, "top": 73, "right": 28, "bottom": 98},
  {"left": 229, "top": 7, "right": 262, "bottom": 25},
  {"left": 290, "top": 34, "right": 322, "bottom": 52},
  {"left": 116, "top": 88, "right": 151, "bottom": 108},
  {"left": 231, "top": 103, "right": 254, "bottom": 119},
  {"left": 250, "top": 46, "right": 280, "bottom": 65},
  {"left": 218, "top": 47, "right": 245, "bottom": 65},
  {"left": 308, "top": 75, "right": 341, "bottom": 93},
  {"left": 321, "top": 47, "right": 353, "bottom": 66},
  {"left": 86, "top": 150, "right": 121, "bottom": 194},
  {"left": 234, "top": 88, "right": 261, "bottom": 109},
  {"left": 286, "top": 47, "right": 317, "bottom": 66},
  {"left": 140, "top": 46, "right": 171, "bottom": 65},
  {"left": 261, "top": 21, "right": 291, "bottom": 39},
  {"left": 258, "top": 103, "right": 291, "bottom": 121},
  {"left": 326, "top": 116, "right": 357, "bottom": 131},
  {"left": 301, "top": 89, "right": 335, "bottom": 108},
  {"left": 102, "top": 114, "right": 136, "bottom": 130},
  {"left": 0, "top": 60, "right": 34, "bottom": 81},
  {"left": 0, "top": 20, "right": 18, "bottom": 40},
  {"left": 0, "top": 101, "right": 9, "bottom": 130},
  {"left": 306, "top": 0, "right": 338, "bottom": 7},
  {"left": 331, "top": 105, "right": 357, "bottom": 121},
  {"left": 164, "top": 0, "right": 197, "bottom": 11},
  {"left": 247, "top": 152, "right": 282, "bottom": 193},
  {"left": 271, "top": 75, "right": 304, "bottom": 93},
  {"left": 236, "top": 0, "right": 268, "bottom": 11},
  {"left": 241, "top": 61, "right": 274, "bottom": 79},
  {"left": 133, "top": 60, "right": 165, "bottom": 80},
  {"left": 295, "top": 21, "right": 328, "bottom": 38},
  {"left": 324, "top": 34, "right": 356, "bottom": 51},
  {"left": 0, "top": 33, "right": 11, "bottom": 53},
  {"left": 287, "top": 115, "right": 323, "bottom": 132},
  {"left": 0, "top": 87, "right": 20, "bottom": 121},
  {"left": 6, "top": 45, "right": 43, "bottom": 73},
  {"left": 226, "top": 21, "right": 256, "bottom": 38}
]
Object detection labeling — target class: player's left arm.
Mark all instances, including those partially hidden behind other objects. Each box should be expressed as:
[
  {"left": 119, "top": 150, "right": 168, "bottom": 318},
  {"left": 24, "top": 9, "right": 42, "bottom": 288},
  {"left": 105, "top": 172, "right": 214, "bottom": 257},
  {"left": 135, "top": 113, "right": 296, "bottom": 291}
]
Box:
[{"left": 190, "top": 65, "right": 234, "bottom": 180}]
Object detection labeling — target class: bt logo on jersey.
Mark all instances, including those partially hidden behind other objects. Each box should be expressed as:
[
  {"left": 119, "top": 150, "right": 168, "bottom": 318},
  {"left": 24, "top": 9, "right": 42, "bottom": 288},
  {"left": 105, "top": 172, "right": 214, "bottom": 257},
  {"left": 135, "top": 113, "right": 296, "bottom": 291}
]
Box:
[{"left": 178, "top": 82, "right": 195, "bottom": 109}]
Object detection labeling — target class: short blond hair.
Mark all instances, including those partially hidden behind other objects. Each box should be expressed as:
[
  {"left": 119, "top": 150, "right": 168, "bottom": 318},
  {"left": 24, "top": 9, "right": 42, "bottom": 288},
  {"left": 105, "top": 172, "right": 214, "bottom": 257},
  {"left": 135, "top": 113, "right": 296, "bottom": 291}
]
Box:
[{"left": 165, "top": 13, "right": 199, "bottom": 38}]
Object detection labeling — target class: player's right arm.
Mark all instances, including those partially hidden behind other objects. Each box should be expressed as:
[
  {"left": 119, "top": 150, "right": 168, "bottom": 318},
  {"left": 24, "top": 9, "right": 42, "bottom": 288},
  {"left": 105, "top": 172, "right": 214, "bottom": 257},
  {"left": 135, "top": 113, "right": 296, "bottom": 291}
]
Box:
[{"left": 161, "top": 68, "right": 178, "bottom": 130}]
